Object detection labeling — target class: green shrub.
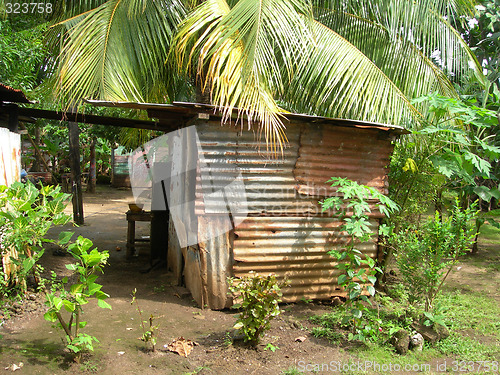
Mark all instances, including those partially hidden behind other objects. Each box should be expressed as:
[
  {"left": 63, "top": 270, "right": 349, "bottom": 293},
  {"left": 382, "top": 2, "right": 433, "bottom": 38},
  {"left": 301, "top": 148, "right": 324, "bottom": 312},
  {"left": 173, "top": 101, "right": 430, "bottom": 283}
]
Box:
[
  {"left": 0, "top": 182, "right": 71, "bottom": 294},
  {"left": 228, "top": 273, "right": 286, "bottom": 345},
  {"left": 390, "top": 199, "right": 478, "bottom": 311}
]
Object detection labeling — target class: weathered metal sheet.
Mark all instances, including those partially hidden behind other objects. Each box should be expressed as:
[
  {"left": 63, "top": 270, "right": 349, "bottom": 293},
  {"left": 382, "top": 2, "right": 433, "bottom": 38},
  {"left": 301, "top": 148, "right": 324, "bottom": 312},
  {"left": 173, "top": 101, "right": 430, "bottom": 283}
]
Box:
[
  {"left": 232, "top": 216, "right": 379, "bottom": 301},
  {"left": 197, "top": 216, "right": 234, "bottom": 309},
  {"left": 295, "top": 124, "right": 393, "bottom": 194},
  {"left": 0, "top": 128, "right": 21, "bottom": 186},
  {"left": 189, "top": 121, "right": 392, "bottom": 307}
]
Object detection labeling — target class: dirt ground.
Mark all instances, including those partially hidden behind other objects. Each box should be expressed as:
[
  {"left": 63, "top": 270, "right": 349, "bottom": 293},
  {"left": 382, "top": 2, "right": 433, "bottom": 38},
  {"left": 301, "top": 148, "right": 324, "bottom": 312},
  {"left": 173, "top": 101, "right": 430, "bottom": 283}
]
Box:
[
  {"left": 0, "top": 186, "right": 352, "bottom": 375},
  {"left": 0, "top": 186, "right": 498, "bottom": 374}
]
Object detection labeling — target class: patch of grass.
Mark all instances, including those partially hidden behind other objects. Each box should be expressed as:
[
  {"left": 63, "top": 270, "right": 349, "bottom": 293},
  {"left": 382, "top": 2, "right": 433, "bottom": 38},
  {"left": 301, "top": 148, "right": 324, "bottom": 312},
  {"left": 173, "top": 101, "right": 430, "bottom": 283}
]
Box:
[
  {"left": 479, "top": 222, "right": 500, "bottom": 243},
  {"left": 310, "top": 326, "right": 345, "bottom": 343},
  {"left": 309, "top": 296, "right": 415, "bottom": 347},
  {"left": 435, "top": 332, "right": 497, "bottom": 361},
  {"left": 79, "top": 359, "right": 100, "bottom": 373},
  {"left": 153, "top": 285, "right": 166, "bottom": 293},
  {"left": 436, "top": 292, "right": 500, "bottom": 338},
  {"left": 183, "top": 366, "right": 210, "bottom": 375},
  {"left": 281, "top": 366, "right": 301, "bottom": 374},
  {"left": 353, "top": 343, "right": 443, "bottom": 373}
]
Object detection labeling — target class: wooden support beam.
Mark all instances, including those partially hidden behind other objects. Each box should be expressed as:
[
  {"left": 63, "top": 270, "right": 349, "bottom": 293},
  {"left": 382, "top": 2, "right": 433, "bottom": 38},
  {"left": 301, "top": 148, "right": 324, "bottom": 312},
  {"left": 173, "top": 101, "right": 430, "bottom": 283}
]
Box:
[
  {"left": 68, "top": 121, "right": 84, "bottom": 225},
  {"left": 18, "top": 107, "right": 163, "bottom": 130}
]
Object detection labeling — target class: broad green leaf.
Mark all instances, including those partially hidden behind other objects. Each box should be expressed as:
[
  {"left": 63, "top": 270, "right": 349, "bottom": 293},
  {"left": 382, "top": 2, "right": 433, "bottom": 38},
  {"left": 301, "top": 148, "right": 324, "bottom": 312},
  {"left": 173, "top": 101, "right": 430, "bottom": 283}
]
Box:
[
  {"left": 63, "top": 300, "right": 76, "bottom": 312},
  {"left": 87, "top": 283, "right": 102, "bottom": 295},
  {"left": 366, "top": 285, "right": 376, "bottom": 296},
  {"left": 52, "top": 297, "right": 63, "bottom": 311},
  {"left": 58, "top": 231, "right": 74, "bottom": 245},
  {"left": 70, "top": 284, "right": 84, "bottom": 294},
  {"left": 44, "top": 311, "right": 58, "bottom": 322},
  {"left": 338, "top": 274, "right": 347, "bottom": 285},
  {"left": 97, "top": 299, "right": 112, "bottom": 310},
  {"left": 66, "top": 264, "right": 77, "bottom": 271}
]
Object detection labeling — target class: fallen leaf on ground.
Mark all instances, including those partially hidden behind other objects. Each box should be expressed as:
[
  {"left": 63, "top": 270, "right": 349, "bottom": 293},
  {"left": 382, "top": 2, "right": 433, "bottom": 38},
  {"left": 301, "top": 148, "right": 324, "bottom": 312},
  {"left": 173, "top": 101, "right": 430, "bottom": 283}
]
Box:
[
  {"left": 295, "top": 336, "right": 307, "bottom": 342},
  {"left": 165, "top": 337, "right": 198, "bottom": 357}
]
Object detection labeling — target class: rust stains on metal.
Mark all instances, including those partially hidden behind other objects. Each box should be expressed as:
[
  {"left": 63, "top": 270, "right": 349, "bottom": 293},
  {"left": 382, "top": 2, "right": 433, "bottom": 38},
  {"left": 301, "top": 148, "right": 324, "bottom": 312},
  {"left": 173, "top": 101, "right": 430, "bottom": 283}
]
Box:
[{"left": 191, "top": 120, "right": 393, "bottom": 306}]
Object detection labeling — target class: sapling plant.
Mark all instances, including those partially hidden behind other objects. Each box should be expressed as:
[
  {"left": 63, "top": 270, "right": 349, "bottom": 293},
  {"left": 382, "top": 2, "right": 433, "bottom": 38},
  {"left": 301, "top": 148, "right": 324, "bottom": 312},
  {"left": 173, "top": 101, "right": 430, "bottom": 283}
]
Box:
[
  {"left": 321, "top": 177, "right": 398, "bottom": 341},
  {"left": 43, "top": 233, "right": 111, "bottom": 362},
  {"left": 228, "top": 273, "right": 287, "bottom": 345},
  {"left": 131, "top": 288, "right": 159, "bottom": 352}
]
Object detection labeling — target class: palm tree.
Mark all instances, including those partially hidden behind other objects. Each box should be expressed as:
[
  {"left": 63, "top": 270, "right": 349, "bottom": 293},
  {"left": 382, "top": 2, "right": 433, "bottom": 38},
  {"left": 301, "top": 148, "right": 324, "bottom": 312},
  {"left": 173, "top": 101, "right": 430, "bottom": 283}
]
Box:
[{"left": 48, "top": 0, "right": 485, "bottom": 149}]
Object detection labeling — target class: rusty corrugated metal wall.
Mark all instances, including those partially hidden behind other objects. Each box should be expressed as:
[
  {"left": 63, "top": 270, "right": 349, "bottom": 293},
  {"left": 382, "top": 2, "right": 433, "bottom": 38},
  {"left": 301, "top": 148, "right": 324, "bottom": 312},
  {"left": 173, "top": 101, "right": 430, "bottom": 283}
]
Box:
[
  {"left": 192, "top": 120, "right": 394, "bottom": 308},
  {"left": 0, "top": 128, "right": 21, "bottom": 186}
]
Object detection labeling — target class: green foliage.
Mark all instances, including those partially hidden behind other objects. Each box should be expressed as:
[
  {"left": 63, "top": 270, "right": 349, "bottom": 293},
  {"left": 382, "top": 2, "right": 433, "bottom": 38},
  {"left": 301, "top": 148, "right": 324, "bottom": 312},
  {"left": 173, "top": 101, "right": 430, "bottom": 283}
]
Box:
[
  {"left": 0, "top": 17, "right": 48, "bottom": 92},
  {"left": 0, "top": 182, "right": 71, "bottom": 294},
  {"left": 227, "top": 273, "right": 286, "bottom": 345},
  {"left": 462, "top": 0, "right": 500, "bottom": 96},
  {"left": 390, "top": 200, "right": 478, "bottom": 311},
  {"left": 43, "top": 233, "right": 110, "bottom": 360},
  {"left": 389, "top": 92, "right": 499, "bottom": 248},
  {"left": 422, "top": 302, "right": 447, "bottom": 327},
  {"left": 131, "top": 288, "right": 159, "bottom": 352},
  {"left": 310, "top": 294, "right": 414, "bottom": 346},
  {"left": 321, "top": 177, "right": 398, "bottom": 341}
]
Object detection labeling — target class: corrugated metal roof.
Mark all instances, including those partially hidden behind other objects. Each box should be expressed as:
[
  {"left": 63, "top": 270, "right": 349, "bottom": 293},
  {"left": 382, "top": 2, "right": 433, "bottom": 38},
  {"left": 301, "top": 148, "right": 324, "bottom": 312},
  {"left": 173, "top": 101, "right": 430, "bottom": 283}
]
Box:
[
  {"left": 86, "top": 99, "right": 408, "bottom": 134},
  {"left": 0, "top": 83, "right": 31, "bottom": 103}
]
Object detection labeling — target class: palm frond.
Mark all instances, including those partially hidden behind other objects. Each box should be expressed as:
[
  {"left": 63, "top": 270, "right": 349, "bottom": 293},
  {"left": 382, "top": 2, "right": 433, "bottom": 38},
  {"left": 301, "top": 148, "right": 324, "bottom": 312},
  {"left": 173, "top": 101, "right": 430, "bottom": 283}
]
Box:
[
  {"left": 314, "top": 0, "right": 484, "bottom": 85},
  {"left": 175, "top": 0, "right": 312, "bottom": 153},
  {"left": 52, "top": 0, "right": 185, "bottom": 108},
  {"left": 313, "top": 8, "right": 457, "bottom": 103},
  {"left": 286, "top": 20, "right": 420, "bottom": 125}
]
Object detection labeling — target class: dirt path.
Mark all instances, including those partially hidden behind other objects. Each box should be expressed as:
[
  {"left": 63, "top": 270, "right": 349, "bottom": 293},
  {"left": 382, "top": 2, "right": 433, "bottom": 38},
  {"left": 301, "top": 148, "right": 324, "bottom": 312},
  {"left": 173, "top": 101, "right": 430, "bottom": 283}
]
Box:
[{"left": 1, "top": 186, "right": 351, "bottom": 374}]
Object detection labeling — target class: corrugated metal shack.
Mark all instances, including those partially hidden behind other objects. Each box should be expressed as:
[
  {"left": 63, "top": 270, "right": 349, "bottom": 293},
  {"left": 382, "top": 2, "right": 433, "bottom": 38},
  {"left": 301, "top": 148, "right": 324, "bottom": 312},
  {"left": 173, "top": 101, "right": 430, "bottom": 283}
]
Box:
[{"left": 89, "top": 101, "right": 405, "bottom": 309}]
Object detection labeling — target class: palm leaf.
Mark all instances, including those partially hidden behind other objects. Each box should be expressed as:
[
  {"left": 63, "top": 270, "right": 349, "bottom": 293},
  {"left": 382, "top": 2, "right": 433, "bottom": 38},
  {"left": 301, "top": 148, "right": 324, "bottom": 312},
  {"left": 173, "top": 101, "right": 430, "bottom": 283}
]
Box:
[
  {"left": 286, "top": 19, "right": 420, "bottom": 125},
  {"left": 175, "top": 0, "right": 312, "bottom": 153},
  {"left": 52, "top": 0, "right": 185, "bottom": 108},
  {"left": 314, "top": 0, "right": 484, "bottom": 86},
  {"left": 314, "top": 8, "right": 456, "bottom": 97}
]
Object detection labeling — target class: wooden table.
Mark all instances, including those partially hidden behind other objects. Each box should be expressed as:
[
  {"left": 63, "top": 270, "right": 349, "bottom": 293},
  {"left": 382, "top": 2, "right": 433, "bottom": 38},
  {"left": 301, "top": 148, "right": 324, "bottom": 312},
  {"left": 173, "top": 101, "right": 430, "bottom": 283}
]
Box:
[{"left": 126, "top": 210, "right": 152, "bottom": 259}]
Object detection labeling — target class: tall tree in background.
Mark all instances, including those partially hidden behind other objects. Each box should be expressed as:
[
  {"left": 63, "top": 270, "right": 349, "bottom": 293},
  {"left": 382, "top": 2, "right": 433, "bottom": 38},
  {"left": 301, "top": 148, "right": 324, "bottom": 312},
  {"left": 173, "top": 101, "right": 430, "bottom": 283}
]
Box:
[{"left": 42, "top": 0, "right": 486, "bottom": 148}]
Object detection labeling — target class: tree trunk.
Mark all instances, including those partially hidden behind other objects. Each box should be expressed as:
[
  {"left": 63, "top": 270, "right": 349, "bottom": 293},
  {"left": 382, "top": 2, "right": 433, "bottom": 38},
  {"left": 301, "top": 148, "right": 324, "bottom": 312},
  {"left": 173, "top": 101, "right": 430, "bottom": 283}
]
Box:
[
  {"left": 68, "top": 121, "right": 84, "bottom": 225},
  {"left": 31, "top": 125, "right": 41, "bottom": 171},
  {"left": 87, "top": 137, "right": 96, "bottom": 193}
]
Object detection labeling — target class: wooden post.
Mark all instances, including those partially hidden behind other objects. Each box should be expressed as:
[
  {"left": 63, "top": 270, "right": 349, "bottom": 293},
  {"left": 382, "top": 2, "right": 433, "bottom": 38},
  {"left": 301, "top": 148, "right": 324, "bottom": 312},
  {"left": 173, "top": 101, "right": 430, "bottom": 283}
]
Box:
[
  {"left": 68, "top": 121, "right": 84, "bottom": 225},
  {"left": 87, "top": 137, "right": 96, "bottom": 193},
  {"left": 31, "top": 125, "right": 41, "bottom": 171}
]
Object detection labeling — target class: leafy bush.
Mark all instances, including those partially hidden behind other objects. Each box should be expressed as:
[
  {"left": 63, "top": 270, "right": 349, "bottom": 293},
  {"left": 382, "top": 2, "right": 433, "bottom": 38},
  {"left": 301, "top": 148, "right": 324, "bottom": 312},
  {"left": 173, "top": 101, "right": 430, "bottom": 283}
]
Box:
[
  {"left": 228, "top": 273, "right": 286, "bottom": 345},
  {"left": 390, "top": 200, "right": 478, "bottom": 311},
  {"left": 0, "top": 182, "right": 71, "bottom": 294},
  {"left": 43, "top": 233, "right": 111, "bottom": 361}
]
